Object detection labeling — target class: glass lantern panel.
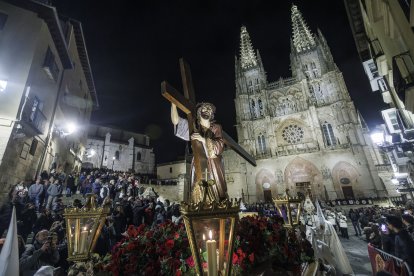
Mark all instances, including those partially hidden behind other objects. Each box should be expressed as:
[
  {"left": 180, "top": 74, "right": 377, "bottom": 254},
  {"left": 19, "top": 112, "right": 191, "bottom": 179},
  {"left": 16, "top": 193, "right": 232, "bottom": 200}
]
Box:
[
  {"left": 190, "top": 217, "right": 234, "bottom": 275},
  {"left": 77, "top": 216, "right": 100, "bottom": 254},
  {"left": 289, "top": 203, "right": 299, "bottom": 225}
]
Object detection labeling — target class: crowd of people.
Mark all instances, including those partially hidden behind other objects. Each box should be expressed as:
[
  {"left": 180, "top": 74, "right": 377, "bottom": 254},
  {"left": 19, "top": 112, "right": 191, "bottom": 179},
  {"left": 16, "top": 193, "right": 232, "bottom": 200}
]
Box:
[{"left": 0, "top": 168, "right": 182, "bottom": 276}]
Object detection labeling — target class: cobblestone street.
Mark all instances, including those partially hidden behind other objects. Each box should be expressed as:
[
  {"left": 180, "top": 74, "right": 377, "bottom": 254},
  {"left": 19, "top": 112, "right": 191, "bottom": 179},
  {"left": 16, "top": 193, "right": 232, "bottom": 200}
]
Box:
[{"left": 339, "top": 224, "right": 372, "bottom": 276}]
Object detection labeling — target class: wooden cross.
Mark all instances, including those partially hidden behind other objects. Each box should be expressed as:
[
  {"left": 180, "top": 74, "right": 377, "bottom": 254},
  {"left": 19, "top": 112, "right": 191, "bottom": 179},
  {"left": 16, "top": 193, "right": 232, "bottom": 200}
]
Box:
[{"left": 161, "top": 58, "right": 256, "bottom": 186}]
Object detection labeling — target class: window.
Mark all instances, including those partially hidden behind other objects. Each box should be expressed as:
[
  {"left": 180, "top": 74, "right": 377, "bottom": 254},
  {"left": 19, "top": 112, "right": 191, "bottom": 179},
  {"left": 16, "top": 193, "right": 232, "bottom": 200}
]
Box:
[
  {"left": 20, "top": 143, "right": 30, "bottom": 159},
  {"left": 250, "top": 99, "right": 256, "bottom": 119},
  {"left": 282, "top": 124, "right": 304, "bottom": 144},
  {"left": 115, "top": 151, "right": 120, "bottom": 160},
  {"left": 136, "top": 152, "right": 141, "bottom": 161},
  {"left": 43, "top": 47, "right": 60, "bottom": 81},
  {"left": 258, "top": 98, "right": 264, "bottom": 116},
  {"left": 388, "top": 111, "right": 400, "bottom": 131},
  {"left": 0, "top": 12, "right": 8, "bottom": 30},
  {"left": 322, "top": 122, "right": 337, "bottom": 146},
  {"left": 257, "top": 134, "right": 266, "bottom": 153},
  {"left": 29, "top": 139, "right": 38, "bottom": 156},
  {"left": 169, "top": 167, "right": 173, "bottom": 173}
]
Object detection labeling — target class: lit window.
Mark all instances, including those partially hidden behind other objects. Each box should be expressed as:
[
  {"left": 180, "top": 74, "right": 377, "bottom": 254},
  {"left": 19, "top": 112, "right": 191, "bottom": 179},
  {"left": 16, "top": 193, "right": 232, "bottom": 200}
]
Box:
[{"left": 322, "top": 122, "right": 337, "bottom": 146}]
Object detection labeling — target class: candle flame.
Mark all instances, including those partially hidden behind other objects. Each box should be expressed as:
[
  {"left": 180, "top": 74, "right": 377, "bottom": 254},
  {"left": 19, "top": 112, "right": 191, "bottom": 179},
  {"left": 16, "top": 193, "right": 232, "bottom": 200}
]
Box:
[
  {"left": 83, "top": 227, "right": 87, "bottom": 231},
  {"left": 203, "top": 234, "right": 206, "bottom": 241},
  {"left": 209, "top": 230, "right": 212, "bottom": 240}
]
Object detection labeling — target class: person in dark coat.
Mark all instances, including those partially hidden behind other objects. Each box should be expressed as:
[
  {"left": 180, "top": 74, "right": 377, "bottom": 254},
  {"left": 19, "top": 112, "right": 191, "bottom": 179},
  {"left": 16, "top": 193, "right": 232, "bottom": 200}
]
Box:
[
  {"left": 19, "top": 203, "right": 37, "bottom": 241},
  {"left": 132, "top": 200, "right": 148, "bottom": 226},
  {"left": 386, "top": 215, "right": 414, "bottom": 271}
]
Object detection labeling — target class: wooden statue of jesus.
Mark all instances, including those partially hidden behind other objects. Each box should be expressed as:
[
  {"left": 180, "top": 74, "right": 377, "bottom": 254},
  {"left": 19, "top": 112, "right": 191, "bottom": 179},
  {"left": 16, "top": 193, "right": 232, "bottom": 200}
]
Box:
[
  {"left": 162, "top": 58, "right": 255, "bottom": 204},
  {"left": 171, "top": 102, "right": 228, "bottom": 202}
]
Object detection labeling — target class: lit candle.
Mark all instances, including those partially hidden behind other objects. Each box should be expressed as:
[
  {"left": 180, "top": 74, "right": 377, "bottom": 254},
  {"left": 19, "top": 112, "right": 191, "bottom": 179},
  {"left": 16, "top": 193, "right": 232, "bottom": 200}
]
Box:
[
  {"left": 203, "top": 234, "right": 206, "bottom": 241},
  {"left": 79, "top": 227, "right": 88, "bottom": 253},
  {"left": 206, "top": 230, "right": 217, "bottom": 276}
]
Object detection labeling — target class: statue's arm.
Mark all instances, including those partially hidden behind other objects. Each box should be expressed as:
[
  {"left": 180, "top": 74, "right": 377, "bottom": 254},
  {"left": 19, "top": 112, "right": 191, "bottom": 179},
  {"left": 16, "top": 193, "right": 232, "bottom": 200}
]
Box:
[
  {"left": 206, "top": 124, "right": 225, "bottom": 158},
  {"left": 171, "top": 103, "right": 179, "bottom": 125},
  {"left": 171, "top": 104, "right": 190, "bottom": 141}
]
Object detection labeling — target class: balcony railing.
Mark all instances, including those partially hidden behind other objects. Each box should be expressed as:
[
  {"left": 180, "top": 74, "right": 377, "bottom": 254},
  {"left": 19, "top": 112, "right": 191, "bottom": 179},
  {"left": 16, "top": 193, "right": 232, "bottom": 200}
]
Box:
[
  {"left": 255, "top": 149, "right": 272, "bottom": 160},
  {"left": 393, "top": 51, "right": 414, "bottom": 99},
  {"left": 267, "top": 77, "right": 297, "bottom": 90},
  {"left": 368, "top": 39, "right": 384, "bottom": 59},
  {"left": 21, "top": 99, "right": 47, "bottom": 135},
  {"left": 375, "top": 163, "right": 393, "bottom": 172}
]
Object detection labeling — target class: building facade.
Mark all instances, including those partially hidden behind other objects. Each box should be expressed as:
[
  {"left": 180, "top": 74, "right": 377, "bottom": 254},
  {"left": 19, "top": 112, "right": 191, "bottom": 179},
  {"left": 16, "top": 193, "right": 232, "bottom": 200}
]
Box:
[
  {"left": 223, "top": 5, "right": 392, "bottom": 203},
  {"left": 83, "top": 125, "right": 155, "bottom": 174},
  {"left": 344, "top": 0, "right": 414, "bottom": 198},
  {"left": 0, "top": 1, "right": 97, "bottom": 199}
]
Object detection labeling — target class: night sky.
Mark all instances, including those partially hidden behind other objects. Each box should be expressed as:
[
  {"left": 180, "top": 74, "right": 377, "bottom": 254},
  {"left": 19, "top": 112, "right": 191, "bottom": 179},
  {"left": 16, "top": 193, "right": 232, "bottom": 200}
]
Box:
[{"left": 55, "top": 0, "right": 387, "bottom": 164}]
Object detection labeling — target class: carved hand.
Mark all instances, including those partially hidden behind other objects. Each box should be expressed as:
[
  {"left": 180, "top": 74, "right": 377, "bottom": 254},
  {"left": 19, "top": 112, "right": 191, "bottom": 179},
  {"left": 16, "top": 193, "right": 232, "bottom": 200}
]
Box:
[{"left": 191, "top": 133, "right": 205, "bottom": 144}]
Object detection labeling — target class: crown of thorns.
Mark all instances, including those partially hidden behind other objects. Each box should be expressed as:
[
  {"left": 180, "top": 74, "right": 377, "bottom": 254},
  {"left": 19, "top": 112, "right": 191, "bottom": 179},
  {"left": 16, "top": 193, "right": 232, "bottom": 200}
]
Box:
[{"left": 196, "top": 102, "right": 216, "bottom": 120}]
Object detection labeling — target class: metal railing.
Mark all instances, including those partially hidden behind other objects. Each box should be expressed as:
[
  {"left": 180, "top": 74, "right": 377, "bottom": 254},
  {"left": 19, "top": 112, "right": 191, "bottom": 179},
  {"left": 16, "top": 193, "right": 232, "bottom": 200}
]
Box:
[{"left": 368, "top": 244, "right": 413, "bottom": 276}]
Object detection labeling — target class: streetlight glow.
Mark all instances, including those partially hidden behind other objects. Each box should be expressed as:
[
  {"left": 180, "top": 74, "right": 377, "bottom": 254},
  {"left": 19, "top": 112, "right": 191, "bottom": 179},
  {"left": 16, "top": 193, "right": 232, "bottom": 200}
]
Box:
[
  {"left": 66, "top": 122, "right": 77, "bottom": 135},
  {"left": 370, "top": 132, "right": 384, "bottom": 145}
]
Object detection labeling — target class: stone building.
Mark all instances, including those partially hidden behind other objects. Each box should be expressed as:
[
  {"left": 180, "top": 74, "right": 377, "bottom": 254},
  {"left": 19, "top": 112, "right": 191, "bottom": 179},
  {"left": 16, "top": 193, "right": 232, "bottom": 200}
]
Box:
[
  {"left": 344, "top": 0, "right": 414, "bottom": 198},
  {"left": 83, "top": 125, "right": 155, "bottom": 174},
  {"left": 0, "top": 1, "right": 97, "bottom": 199},
  {"left": 223, "top": 5, "right": 393, "bottom": 202}
]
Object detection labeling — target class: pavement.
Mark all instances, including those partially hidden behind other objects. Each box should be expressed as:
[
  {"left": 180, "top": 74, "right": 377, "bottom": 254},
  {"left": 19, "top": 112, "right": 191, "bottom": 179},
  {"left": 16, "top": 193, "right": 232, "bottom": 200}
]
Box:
[{"left": 338, "top": 223, "right": 372, "bottom": 276}]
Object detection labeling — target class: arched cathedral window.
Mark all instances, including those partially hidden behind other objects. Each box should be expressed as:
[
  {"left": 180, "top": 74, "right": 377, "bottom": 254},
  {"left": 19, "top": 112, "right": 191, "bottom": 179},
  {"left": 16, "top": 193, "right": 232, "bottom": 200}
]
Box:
[
  {"left": 322, "top": 122, "right": 337, "bottom": 146},
  {"left": 258, "top": 134, "right": 266, "bottom": 154},
  {"left": 115, "top": 151, "right": 120, "bottom": 160},
  {"left": 250, "top": 99, "right": 257, "bottom": 119},
  {"left": 258, "top": 98, "right": 264, "bottom": 117},
  {"left": 136, "top": 152, "right": 141, "bottom": 161}
]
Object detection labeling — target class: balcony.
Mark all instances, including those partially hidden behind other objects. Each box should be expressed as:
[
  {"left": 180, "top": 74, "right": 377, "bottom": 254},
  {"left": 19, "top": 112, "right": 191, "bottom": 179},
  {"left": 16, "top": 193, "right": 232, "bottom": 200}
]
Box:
[
  {"left": 375, "top": 164, "right": 393, "bottom": 172},
  {"left": 275, "top": 142, "right": 320, "bottom": 157},
  {"left": 21, "top": 98, "right": 47, "bottom": 135},
  {"left": 393, "top": 52, "right": 414, "bottom": 102}
]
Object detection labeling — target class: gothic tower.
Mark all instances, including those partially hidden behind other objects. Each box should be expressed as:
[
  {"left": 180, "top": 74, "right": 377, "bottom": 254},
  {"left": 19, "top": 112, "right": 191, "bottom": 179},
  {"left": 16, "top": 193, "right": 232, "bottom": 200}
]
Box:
[
  {"left": 235, "top": 26, "right": 268, "bottom": 156},
  {"left": 226, "top": 4, "right": 388, "bottom": 203}
]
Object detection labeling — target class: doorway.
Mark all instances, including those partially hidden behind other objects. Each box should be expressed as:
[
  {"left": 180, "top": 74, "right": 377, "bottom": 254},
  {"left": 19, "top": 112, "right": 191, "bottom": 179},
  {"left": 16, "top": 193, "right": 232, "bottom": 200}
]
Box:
[
  {"left": 342, "top": 186, "right": 355, "bottom": 199},
  {"left": 263, "top": 190, "right": 273, "bottom": 202},
  {"left": 296, "top": 182, "right": 311, "bottom": 200}
]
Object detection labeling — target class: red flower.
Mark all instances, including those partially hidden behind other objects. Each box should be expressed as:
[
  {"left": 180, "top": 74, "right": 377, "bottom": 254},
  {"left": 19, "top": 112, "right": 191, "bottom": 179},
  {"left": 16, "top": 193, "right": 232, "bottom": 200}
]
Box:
[
  {"left": 174, "top": 232, "right": 180, "bottom": 239},
  {"left": 175, "top": 269, "right": 182, "bottom": 276},
  {"left": 232, "top": 252, "right": 238, "bottom": 264},
  {"left": 186, "top": 256, "right": 195, "bottom": 268},
  {"left": 166, "top": 239, "right": 175, "bottom": 250},
  {"left": 249, "top": 253, "right": 254, "bottom": 263}
]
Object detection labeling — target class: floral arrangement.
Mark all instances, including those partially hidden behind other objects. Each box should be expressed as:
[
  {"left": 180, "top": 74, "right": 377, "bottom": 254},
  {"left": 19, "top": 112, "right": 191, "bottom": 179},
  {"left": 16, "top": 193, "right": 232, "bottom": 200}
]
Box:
[{"left": 100, "top": 216, "right": 313, "bottom": 275}]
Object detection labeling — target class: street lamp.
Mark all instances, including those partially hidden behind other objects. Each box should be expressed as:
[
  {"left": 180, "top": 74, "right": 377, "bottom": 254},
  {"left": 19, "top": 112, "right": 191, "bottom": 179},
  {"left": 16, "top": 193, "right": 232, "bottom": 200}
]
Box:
[{"left": 112, "top": 156, "right": 115, "bottom": 170}]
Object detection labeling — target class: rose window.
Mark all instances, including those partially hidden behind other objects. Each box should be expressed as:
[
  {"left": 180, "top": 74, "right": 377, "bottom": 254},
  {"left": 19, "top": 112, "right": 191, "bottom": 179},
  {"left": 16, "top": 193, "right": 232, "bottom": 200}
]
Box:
[{"left": 282, "top": 124, "right": 304, "bottom": 144}]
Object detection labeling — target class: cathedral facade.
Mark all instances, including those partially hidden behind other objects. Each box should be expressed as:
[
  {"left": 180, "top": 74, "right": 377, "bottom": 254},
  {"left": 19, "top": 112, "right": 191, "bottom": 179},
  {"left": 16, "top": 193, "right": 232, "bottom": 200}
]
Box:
[{"left": 223, "top": 5, "right": 392, "bottom": 202}]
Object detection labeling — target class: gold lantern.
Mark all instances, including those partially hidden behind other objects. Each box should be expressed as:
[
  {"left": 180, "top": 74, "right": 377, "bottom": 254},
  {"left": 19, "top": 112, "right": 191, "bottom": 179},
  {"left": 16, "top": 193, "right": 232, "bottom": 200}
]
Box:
[
  {"left": 273, "top": 189, "right": 303, "bottom": 228},
  {"left": 180, "top": 180, "right": 239, "bottom": 276},
  {"left": 64, "top": 194, "right": 109, "bottom": 261}
]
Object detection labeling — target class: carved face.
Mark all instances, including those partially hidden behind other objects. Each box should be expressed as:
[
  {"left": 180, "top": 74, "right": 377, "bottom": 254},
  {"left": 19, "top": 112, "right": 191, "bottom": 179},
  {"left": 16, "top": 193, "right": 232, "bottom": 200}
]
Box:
[{"left": 196, "top": 103, "right": 215, "bottom": 121}]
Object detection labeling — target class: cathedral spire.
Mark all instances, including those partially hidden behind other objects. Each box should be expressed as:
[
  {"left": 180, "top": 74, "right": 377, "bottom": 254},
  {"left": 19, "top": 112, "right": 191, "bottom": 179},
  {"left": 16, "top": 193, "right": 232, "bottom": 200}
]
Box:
[
  {"left": 239, "top": 26, "right": 257, "bottom": 69},
  {"left": 291, "top": 4, "right": 316, "bottom": 53}
]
